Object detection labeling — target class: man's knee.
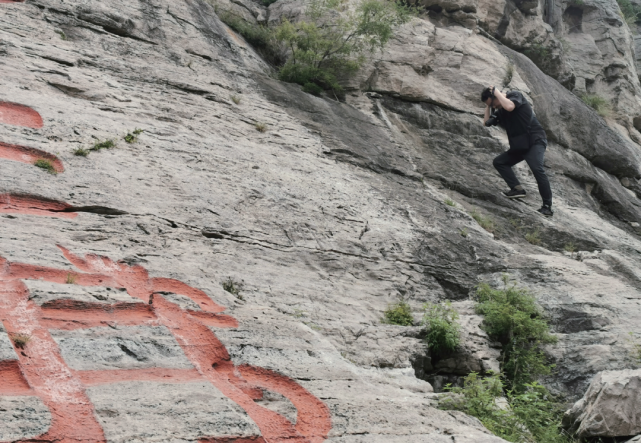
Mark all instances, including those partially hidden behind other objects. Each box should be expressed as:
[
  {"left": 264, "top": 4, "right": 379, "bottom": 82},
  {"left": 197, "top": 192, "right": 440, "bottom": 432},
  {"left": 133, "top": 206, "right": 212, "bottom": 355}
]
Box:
[{"left": 493, "top": 155, "right": 504, "bottom": 169}]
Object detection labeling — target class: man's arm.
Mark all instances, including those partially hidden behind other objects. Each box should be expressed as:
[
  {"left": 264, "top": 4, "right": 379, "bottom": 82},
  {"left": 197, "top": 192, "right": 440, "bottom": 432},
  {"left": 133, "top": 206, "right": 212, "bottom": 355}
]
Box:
[
  {"left": 484, "top": 103, "right": 491, "bottom": 125},
  {"left": 493, "top": 87, "right": 516, "bottom": 112}
]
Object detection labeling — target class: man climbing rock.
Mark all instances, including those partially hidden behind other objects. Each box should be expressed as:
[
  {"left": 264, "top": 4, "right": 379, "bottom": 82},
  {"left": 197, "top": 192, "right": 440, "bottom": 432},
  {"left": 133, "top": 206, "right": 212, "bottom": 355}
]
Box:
[{"left": 482, "top": 86, "right": 554, "bottom": 217}]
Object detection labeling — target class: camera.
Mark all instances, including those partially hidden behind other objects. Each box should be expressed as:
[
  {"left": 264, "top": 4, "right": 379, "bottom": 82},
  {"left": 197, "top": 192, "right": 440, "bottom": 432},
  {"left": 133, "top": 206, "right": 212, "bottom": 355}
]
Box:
[{"left": 485, "top": 111, "right": 500, "bottom": 127}]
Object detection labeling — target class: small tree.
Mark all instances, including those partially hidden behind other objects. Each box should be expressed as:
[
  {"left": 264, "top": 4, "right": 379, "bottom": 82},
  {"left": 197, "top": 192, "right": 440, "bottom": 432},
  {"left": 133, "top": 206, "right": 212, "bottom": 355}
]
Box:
[{"left": 274, "top": 0, "right": 416, "bottom": 93}]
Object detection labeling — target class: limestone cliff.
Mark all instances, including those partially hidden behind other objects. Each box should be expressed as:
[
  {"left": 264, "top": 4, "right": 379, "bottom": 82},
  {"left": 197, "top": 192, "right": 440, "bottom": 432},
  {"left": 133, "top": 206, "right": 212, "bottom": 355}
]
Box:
[{"left": 1, "top": 0, "right": 641, "bottom": 442}]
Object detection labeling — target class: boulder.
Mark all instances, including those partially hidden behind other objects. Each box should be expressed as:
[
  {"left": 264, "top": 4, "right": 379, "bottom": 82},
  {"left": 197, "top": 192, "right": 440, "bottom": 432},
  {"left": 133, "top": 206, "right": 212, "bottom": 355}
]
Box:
[{"left": 564, "top": 369, "right": 641, "bottom": 438}]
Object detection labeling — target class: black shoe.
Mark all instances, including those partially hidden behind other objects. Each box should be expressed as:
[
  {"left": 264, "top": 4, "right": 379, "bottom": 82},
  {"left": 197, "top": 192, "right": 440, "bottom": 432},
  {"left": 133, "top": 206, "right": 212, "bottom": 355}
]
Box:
[
  {"left": 503, "top": 188, "right": 526, "bottom": 199},
  {"left": 538, "top": 205, "right": 554, "bottom": 217}
]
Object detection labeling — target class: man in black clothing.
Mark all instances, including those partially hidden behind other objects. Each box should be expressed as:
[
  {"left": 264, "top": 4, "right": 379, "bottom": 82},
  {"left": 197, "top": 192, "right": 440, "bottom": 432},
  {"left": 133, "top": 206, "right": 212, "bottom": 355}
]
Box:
[{"left": 481, "top": 86, "right": 553, "bottom": 217}]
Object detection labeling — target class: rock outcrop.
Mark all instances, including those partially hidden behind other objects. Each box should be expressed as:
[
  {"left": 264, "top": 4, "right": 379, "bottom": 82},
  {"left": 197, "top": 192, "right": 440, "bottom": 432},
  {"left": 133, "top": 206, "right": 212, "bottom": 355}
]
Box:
[{"left": 564, "top": 369, "right": 641, "bottom": 438}]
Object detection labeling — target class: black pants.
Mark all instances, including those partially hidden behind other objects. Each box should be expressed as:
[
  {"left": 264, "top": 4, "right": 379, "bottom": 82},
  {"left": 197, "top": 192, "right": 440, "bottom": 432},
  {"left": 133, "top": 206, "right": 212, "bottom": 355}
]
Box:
[{"left": 493, "top": 142, "right": 552, "bottom": 206}]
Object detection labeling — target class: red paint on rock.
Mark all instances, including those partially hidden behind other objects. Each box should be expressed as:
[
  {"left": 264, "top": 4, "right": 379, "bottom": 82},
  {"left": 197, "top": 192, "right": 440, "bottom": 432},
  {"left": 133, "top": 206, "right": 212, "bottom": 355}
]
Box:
[
  {"left": 40, "top": 300, "right": 157, "bottom": 330},
  {"left": 0, "top": 194, "right": 77, "bottom": 218},
  {"left": 0, "top": 142, "right": 64, "bottom": 173},
  {"left": 0, "top": 249, "right": 331, "bottom": 443},
  {"left": 0, "top": 279, "right": 107, "bottom": 443},
  {"left": 0, "top": 360, "right": 32, "bottom": 396},
  {"left": 0, "top": 102, "right": 43, "bottom": 128}
]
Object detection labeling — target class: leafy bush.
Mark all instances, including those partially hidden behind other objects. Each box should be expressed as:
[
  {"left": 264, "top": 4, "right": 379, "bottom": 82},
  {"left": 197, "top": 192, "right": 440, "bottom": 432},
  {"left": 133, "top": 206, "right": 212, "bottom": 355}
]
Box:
[
  {"left": 442, "top": 373, "right": 574, "bottom": 443},
  {"left": 525, "top": 43, "right": 553, "bottom": 71},
  {"left": 563, "top": 242, "right": 576, "bottom": 253},
  {"left": 617, "top": 0, "right": 641, "bottom": 24},
  {"left": 475, "top": 279, "right": 557, "bottom": 392},
  {"left": 382, "top": 301, "right": 414, "bottom": 326},
  {"left": 580, "top": 94, "right": 611, "bottom": 117},
  {"left": 444, "top": 198, "right": 456, "bottom": 207},
  {"left": 273, "top": 0, "right": 416, "bottom": 93},
  {"left": 73, "top": 148, "right": 89, "bottom": 157},
  {"left": 422, "top": 301, "right": 460, "bottom": 354}
]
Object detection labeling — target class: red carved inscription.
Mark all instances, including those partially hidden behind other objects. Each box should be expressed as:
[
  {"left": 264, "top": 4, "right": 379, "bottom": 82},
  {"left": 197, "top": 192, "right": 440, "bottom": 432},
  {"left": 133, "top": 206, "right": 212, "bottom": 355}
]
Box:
[{"left": 0, "top": 247, "right": 331, "bottom": 443}]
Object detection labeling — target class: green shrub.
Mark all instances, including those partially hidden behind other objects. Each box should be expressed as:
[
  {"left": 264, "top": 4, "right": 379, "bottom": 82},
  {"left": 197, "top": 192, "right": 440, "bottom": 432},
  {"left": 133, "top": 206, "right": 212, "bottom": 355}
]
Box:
[
  {"left": 470, "top": 209, "right": 495, "bottom": 233},
  {"left": 460, "top": 228, "right": 468, "bottom": 237},
  {"left": 580, "top": 94, "right": 611, "bottom": 117},
  {"left": 525, "top": 43, "right": 552, "bottom": 71},
  {"left": 382, "top": 301, "right": 414, "bottom": 326},
  {"left": 442, "top": 373, "right": 574, "bottom": 443},
  {"left": 218, "top": 10, "right": 274, "bottom": 49},
  {"left": 422, "top": 301, "right": 460, "bottom": 354},
  {"left": 617, "top": 0, "right": 641, "bottom": 24},
  {"left": 34, "top": 159, "right": 57, "bottom": 174},
  {"left": 475, "top": 280, "right": 557, "bottom": 391},
  {"left": 273, "top": 0, "right": 416, "bottom": 93},
  {"left": 230, "top": 94, "right": 242, "bottom": 104},
  {"left": 444, "top": 198, "right": 456, "bottom": 207},
  {"left": 563, "top": 242, "right": 577, "bottom": 253},
  {"left": 303, "top": 82, "right": 324, "bottom": 96}
]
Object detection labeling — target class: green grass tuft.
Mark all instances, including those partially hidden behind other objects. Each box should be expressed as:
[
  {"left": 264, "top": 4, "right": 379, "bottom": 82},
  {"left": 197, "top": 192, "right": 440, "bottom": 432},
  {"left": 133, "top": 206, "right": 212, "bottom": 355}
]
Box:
[
  {"left": 230, "top": 94, "right": 242, "bottom": 105},
  {"left": 90, "top": 139, "right": 115, "bottom": 152},
  {"left": 255, "top": 122, "right": 268, "bottom": 133},
  {"left": 34, "top": 159, "right": 57, "bottom": 174},
  {"left": 73, "top": 148, "right": 89, "bottom": 157},
  {"left": 564, "top": 242, "right": 577, "bottom": 253},
  {"left": 525, "top": 230, "right": 541, "bottom": 245},
  {"left": 444, "top": 198, "right": 456, "bottom": 207},
  {"left": 222, "top": 277, "right": 244, "bottom": 300},
  {"left": 470, "top": 209, "right": 495, "bottom": 233},
  {"left": 11, "top": 333, "right": 31, "bottom": 349},
  {"left": 124, "top": 129, "right": 143, "bottom": 144},
  {"left": 581, "top": 94, "right": 611, "bottom": 117}
]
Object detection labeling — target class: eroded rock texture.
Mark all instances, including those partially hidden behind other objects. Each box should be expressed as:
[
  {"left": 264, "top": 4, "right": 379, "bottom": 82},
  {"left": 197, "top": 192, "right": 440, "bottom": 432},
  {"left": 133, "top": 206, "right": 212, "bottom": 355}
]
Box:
[
  {"left": 0, "top": 0, "right": 641, "bottom": 441},
  {"left": 564, "top": 369, "right": 641, "bottom": 438}
]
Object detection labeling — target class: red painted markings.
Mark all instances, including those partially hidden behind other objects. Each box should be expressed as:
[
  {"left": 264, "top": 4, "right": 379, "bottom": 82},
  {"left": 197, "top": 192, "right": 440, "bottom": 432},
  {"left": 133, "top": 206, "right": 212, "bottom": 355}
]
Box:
[
  {"left": 0, "top": 102, "right": 43, "bottom": 128},
  {"left": 0, "top": 248, "right": 332, "bottom": 443},
  {"left": 0, "top": 360, "right": 32, "bottom": 396},
  {"left": 0, "top": 194, "right": 77, "bottom": 218},
  {"left": 0, "top": 142, "right": 64, "bottom": 173}
]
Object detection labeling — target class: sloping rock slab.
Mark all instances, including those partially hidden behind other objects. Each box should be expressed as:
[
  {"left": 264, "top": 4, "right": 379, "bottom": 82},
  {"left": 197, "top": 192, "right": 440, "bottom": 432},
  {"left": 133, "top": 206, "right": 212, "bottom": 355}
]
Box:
[{"left": 564, "top": 369, "right": 641, "bottom": 438}]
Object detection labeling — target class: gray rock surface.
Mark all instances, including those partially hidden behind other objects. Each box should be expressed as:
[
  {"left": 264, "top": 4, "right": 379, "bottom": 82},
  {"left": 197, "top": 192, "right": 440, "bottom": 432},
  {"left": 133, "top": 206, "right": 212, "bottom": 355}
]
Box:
[
  {"left": 564, "top": 369, "right": 641, "bottom": 438},
  {"left": 1, "top": 0, "right": 641, "bottom": 441},
  {"left": 87, "top": 381, "right": 260, "bottom": 442},
  {"left": 0, "top": 396, "right": 51, "bottom": 442}
]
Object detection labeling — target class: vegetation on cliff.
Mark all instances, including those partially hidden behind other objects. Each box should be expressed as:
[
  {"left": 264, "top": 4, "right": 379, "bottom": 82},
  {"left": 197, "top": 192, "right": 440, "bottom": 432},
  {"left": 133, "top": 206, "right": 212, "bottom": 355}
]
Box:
[
  {"left": 441, "top": 279, "right": 574, "bottom": 443},
  {"left": 217, "top": 0, "right": 416, "bottom": 94}
]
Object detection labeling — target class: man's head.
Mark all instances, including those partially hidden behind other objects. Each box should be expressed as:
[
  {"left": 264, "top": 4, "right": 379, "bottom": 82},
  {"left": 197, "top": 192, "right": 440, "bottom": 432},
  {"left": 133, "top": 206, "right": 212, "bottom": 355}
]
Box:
[{"left": 481, "top": 87, "right": 501, "bottom": 109}]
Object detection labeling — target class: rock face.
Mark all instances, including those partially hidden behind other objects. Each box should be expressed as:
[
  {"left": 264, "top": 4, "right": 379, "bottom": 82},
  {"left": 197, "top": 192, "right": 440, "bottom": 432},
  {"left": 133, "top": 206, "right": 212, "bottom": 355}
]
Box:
[
  {"left": 1, "top": 0, "right": 641, "bottom": 441},
  {"left": 564, "top": 369, "right": 641, "bottom": 438}
]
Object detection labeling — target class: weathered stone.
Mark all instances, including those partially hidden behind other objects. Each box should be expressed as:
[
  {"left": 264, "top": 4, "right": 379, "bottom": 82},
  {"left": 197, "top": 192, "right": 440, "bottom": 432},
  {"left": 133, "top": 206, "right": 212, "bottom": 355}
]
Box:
[{"left": 564, "top": 369, "right": 641, "bottom": 438}]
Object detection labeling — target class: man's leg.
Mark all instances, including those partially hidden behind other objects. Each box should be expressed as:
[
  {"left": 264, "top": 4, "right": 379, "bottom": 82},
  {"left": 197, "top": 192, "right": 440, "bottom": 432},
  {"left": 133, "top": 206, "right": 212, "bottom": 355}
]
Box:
[
  {"left": 493, "top": 150, "right": 524, "bottom": 190},
  {"left": 523, "top": 142, "right": 553, "bottom": 207}
]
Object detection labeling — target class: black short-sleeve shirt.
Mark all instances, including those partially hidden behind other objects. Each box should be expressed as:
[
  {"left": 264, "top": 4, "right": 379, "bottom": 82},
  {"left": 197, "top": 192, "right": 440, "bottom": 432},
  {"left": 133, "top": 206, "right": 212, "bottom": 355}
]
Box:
[{"left": 497, "top": 91, "right": 547, "bottom": 146}]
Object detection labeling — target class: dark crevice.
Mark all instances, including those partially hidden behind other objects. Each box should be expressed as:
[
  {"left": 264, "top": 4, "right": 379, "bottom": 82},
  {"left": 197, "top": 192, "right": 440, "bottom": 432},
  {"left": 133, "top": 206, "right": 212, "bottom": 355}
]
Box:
[{"left": 64, "top": 206, "right": 128, "bottom": 215}]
